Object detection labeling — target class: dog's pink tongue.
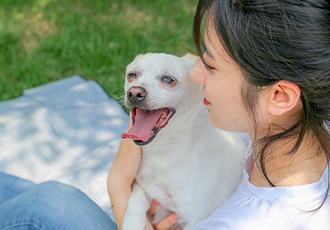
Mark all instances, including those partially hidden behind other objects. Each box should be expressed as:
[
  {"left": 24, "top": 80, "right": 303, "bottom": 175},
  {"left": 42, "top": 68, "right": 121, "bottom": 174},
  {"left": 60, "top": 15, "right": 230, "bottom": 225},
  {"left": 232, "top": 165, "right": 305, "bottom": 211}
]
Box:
[{"left": 121, "top": 109, "right": 163, "bottom": 142}]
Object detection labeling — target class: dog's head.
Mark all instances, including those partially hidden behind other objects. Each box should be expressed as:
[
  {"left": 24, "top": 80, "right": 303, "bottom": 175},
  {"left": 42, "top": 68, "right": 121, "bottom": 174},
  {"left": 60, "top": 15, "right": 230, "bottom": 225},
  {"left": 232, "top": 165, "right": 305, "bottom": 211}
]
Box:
[{"left": 121, "top": 53, "right": 200, "bottom": 146}]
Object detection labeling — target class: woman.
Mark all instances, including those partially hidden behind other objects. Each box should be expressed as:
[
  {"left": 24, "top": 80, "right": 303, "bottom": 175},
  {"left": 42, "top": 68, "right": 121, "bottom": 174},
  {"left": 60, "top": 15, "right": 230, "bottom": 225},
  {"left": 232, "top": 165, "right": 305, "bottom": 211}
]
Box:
[{"left": 108, "top": 0, "right": 330, "bottom": 229}]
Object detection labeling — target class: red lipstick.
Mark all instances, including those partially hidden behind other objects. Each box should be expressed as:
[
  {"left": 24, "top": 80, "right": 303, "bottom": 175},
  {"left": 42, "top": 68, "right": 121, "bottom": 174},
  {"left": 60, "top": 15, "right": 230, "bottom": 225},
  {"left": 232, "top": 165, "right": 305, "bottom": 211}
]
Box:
[{"left": 203, "top": 98, "right": 211, "bottom": 105}]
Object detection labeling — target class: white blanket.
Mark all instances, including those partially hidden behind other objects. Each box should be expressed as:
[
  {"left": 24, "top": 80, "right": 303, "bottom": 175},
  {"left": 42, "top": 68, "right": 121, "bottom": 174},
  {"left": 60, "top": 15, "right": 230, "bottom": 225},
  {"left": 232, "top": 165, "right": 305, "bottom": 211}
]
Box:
[{"left": 0, "top": 76, "right": 129, "bottom": 221}]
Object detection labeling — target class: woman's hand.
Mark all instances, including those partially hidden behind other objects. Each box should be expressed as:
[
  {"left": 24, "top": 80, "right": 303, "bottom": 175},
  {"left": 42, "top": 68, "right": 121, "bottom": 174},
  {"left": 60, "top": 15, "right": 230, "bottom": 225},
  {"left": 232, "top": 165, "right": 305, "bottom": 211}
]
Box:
[{"left": 145, "top": 200, "right": 181, "bottom": 230}]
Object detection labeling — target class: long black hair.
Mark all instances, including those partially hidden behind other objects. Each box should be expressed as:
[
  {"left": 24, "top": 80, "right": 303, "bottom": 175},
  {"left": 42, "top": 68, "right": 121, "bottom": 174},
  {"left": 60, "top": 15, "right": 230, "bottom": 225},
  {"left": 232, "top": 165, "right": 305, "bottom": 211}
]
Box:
[{"left": 193, "top": 0, "right": 330, "bottom": 189}]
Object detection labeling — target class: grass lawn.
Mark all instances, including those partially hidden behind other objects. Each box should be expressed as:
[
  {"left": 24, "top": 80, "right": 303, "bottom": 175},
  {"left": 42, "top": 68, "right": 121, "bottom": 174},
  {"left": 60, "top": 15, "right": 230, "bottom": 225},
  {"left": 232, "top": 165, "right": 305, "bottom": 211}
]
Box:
[{"left": 0, "top": 0, "right": 197, "bottom": 104}]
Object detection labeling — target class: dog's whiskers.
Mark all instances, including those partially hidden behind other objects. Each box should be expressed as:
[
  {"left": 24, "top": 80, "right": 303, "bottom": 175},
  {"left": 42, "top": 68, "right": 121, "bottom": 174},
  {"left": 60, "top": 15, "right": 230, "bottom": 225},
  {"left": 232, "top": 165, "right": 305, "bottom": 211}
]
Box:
[
  {"left": 127, "top": 54, "right": 134, "bottom": 62},
  {"left": 117, "top": 93, "right": 130, "bottom": 113},
  {"left": 117, "top": 94, "right": 126, "bottom": 104}
]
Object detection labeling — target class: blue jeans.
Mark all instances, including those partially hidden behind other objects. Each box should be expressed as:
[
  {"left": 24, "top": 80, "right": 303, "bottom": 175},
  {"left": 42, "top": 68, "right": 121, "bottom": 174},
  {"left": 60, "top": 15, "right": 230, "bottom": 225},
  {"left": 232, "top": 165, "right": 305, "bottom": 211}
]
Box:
[{"left": 0, "top": 173, "right": 117, "bottom": 230}]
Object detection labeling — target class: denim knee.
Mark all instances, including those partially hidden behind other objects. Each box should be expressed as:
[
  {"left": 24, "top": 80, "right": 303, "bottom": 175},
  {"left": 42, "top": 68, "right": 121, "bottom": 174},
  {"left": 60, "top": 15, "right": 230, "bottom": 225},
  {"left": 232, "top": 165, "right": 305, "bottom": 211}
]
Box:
[
  {"left": 0, "top": 181, "right": 117, "bottom": 230},
  {"left": 0, "top": 172, "right": 36, "bottom": 203}
]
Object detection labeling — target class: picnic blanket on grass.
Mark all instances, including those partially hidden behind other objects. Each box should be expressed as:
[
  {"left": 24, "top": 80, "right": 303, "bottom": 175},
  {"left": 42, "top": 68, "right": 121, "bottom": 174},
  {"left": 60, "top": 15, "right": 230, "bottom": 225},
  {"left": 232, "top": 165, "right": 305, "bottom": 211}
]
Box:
[{"left": 0, "top": 76, "right": 129, "bottom": 221}]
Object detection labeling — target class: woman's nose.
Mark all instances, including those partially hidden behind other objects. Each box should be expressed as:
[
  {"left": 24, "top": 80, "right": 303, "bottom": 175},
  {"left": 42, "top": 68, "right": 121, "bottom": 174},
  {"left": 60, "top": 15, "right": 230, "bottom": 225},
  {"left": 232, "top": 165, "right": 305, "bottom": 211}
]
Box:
[{"left": 190, "top": 61, "right": 206, "bottom": 86}]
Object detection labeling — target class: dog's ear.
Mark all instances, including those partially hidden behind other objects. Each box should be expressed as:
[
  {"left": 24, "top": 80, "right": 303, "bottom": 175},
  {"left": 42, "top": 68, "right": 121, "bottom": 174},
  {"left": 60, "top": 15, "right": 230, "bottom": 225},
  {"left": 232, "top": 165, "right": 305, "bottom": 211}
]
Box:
[
  {"left": 134, "top": 52, "right": 152, "bottom": 60},
  {"left": 182, "top": 53, "right": 199, "bottom": 70}
]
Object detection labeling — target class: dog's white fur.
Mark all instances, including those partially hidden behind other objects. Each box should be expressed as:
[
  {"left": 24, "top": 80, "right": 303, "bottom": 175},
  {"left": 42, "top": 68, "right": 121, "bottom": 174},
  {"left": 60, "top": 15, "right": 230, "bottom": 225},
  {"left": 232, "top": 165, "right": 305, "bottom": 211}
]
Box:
[{"left": 121, "top": 53, "right": 246, "bottom": 230}]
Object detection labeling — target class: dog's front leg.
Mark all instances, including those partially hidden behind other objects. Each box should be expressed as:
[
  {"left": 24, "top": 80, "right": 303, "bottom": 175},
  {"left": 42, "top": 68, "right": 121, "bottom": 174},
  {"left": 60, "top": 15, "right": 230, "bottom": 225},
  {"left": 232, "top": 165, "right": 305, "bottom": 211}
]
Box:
[{"left": 122, "top": 182, "right": 150, "bottom": 230}]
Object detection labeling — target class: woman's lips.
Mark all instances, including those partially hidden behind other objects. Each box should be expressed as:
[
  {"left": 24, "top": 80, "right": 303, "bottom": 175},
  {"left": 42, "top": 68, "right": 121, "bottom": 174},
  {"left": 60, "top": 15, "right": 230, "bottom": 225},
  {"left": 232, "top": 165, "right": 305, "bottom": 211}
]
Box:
[{"left": 203, "top": 98, "right": 211, "bottom": 105}]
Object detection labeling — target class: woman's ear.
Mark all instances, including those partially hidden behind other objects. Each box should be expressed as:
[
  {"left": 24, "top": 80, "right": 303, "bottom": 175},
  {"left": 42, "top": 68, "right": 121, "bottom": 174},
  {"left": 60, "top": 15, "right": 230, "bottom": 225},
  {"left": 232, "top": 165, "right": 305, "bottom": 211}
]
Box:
[{"left": 266, "top": 80, "right": 301, "bottom": 116}]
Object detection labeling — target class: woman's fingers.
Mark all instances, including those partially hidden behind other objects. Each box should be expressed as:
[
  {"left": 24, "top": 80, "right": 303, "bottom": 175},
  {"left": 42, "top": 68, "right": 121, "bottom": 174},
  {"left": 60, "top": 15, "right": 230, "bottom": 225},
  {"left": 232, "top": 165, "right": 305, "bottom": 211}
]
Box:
[
  {"left": 147, "top": 200, "right": 160, "bottom": 216},
  {"left": 145, "top": 200, "right": 180, "bottom": 230},
  {"left": 153, "top": 213, "right": 179, "bottom": 230}
]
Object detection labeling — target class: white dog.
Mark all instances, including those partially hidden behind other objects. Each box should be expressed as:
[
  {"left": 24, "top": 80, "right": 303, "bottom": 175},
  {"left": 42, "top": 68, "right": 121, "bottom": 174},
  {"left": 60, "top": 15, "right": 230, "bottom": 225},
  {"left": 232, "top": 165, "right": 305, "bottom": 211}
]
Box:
[{"left": 120, "top": 53, "right": 246, "bottom": 230}]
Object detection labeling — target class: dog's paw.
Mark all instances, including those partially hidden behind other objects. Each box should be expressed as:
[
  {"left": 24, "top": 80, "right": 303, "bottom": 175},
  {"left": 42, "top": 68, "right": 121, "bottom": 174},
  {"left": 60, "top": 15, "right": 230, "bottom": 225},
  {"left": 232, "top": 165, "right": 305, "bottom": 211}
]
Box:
[
  {"left": 122, "top": 183, "right": 150, "bottom": 230},
  {"left": 122, "top": 216, "right": 146, "bottom": 230},
  {"left": 122, "top": 203, "right": 147, "bottom": 230}
]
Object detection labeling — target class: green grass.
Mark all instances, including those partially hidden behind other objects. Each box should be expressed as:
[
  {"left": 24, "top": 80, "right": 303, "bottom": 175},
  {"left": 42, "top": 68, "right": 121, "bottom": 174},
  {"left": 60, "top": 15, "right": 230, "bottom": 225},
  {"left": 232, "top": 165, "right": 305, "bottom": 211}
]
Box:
[{"left": 0, "top": 0, "right": 197, "bottom": 103}]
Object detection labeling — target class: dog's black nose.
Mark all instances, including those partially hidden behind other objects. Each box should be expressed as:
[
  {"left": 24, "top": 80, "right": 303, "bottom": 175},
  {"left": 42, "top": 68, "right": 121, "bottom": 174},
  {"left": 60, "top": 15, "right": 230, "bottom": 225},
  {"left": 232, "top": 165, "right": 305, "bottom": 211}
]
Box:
[{"left": 127, "top": 86, "right": 147, "bottom": 104}]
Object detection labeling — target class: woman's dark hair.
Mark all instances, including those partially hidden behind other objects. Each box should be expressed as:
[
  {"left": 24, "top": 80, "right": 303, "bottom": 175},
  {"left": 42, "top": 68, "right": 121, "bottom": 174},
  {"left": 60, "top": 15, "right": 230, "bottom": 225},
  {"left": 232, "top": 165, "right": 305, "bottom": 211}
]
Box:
[{"left": 193, "top": 0, "right": 330, "bottom": 193}]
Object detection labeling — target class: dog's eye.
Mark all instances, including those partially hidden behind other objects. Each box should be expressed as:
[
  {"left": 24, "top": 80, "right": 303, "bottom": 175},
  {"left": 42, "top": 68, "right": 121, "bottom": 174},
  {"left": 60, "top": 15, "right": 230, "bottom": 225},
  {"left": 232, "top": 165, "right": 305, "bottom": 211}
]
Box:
[
  {"left": 127, "top": 73, "right": 137, "bottom": 83},
  {"left": 162, "top": 76, "right": 176, "bottom": 84},
  {"left": 128, "top": 73, "right": 136, "bottom": 78}
]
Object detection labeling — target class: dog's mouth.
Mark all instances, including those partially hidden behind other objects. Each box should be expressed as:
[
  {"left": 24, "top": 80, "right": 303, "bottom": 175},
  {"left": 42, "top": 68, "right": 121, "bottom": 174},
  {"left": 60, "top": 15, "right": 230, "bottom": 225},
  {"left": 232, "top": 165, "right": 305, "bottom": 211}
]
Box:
[{"left": 121, "top": 107, "right": 176, "bottom": 146}]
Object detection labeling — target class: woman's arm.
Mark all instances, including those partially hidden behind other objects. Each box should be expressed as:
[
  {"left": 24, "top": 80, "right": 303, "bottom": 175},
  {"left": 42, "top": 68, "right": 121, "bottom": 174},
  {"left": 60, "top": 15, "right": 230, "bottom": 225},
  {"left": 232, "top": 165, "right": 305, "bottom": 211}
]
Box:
[
  {"left": 107, "top": 115, "right": 179, "bottom": 230},
  {"left": 107, "top": 137, "right": 140, "bottom": 229}
]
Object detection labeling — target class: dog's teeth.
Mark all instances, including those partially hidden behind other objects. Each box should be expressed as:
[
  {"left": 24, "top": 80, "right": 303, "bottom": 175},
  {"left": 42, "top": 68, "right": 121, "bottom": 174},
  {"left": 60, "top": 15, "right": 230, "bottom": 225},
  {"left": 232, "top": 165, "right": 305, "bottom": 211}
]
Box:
[{"left": 161, "top": 111, "right": 166, "bottom": 118}]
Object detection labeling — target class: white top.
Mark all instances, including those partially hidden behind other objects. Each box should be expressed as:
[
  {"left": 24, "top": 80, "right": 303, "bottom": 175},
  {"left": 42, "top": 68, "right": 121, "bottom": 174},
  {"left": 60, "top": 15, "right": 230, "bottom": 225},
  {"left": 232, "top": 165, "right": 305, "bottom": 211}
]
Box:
[{"left": 191, "top": 152, "right": 330, "bottom": 230}]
